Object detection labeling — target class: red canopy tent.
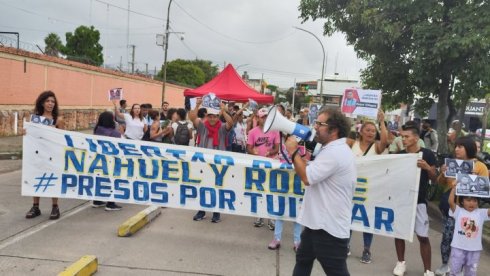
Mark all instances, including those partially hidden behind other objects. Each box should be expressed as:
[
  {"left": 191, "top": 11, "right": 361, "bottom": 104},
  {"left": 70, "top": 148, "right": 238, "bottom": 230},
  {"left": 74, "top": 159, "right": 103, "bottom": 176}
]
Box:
[{"left": 183, "top": 64, "right": 274, "bottom": 104}]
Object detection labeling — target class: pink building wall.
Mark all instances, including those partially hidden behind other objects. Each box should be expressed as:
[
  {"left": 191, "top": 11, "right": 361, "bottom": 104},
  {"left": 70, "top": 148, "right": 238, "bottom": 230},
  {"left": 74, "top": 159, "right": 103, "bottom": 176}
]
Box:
[
  {"left": 0, "top": 46, "right": 187, "bottom": 108},
  {"left": 0, "top": 46, "right": 189, "bottom": 136}
]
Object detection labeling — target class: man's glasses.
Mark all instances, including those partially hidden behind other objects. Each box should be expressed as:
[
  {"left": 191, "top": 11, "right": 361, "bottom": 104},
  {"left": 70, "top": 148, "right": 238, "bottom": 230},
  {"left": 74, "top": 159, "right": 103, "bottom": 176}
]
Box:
[{"left": 314, "top": 120, "right": 329, "bottom": 127}]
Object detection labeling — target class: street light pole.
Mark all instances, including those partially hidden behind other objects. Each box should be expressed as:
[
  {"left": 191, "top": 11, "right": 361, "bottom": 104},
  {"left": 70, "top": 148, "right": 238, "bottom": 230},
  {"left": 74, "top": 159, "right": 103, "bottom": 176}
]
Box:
[
  {"left": 293, "top": 26, "right": 325, "bottom": 105},
  {"left": 161, "top": 0, "right": 174, "bottom": 105}
]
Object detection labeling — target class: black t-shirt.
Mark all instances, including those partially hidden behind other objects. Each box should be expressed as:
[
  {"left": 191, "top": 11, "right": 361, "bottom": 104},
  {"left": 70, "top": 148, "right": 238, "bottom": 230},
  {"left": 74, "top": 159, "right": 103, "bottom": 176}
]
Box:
[{"left": 400, "top": 147, "right": 436, "bottom": 205}]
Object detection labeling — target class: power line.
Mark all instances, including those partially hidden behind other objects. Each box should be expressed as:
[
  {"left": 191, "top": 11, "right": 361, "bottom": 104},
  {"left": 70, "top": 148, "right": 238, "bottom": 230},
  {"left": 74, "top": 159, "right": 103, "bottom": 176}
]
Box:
[
  {"left": 1, "top": 1, "right": 81, "bottom": 26},
  {"left": 168, "top": 26, "right": 199, "bottom": 58},
  {"left": 173, "top": 0, "right": 297, "bottom": 45},
  {"left": 93, "top": 0, "right": 164, "bottom": 21}
]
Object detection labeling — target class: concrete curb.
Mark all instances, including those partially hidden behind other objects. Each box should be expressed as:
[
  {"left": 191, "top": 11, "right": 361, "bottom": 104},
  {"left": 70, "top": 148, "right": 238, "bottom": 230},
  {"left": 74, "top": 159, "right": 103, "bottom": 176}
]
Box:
[
  {"left": 117, "top": 205, "right": 161, "bottom": 237},
  {"left": 57, "top": 255, "right": 98, "bottom": 276}
]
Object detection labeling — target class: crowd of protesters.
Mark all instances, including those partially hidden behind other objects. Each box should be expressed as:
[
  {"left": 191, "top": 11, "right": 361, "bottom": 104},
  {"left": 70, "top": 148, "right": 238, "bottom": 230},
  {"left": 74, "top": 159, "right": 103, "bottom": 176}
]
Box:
[{"left": 23, "top": 90, "right": 490, "bottom": 276}]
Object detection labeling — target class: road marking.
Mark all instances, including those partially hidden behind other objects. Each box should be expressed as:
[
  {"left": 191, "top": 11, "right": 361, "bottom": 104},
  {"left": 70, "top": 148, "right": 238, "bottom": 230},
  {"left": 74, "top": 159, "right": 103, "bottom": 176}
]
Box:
[{"left": 0, "top": 202, "right": 90, "bottom": 251}]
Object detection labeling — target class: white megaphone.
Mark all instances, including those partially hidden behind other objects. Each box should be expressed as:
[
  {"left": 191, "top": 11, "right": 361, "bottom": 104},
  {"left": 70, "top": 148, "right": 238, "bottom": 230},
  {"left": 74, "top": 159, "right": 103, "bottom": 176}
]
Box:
[{"left": 264, "top": 106, "right": 316, "bottom": 141}]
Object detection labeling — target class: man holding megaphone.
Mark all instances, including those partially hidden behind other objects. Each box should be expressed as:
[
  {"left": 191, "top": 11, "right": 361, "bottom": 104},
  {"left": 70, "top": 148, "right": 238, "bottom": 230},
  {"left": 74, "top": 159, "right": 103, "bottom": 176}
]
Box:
[{"left": 283, "top": 107, "right": 356, "bottom": 276}]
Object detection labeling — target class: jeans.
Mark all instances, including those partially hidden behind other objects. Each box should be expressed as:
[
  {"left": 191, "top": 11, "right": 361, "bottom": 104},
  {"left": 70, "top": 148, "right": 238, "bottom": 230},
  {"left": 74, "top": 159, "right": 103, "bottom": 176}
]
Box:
[
  {"left": 274, "top": 220, "right": 301, "bottom": 243},
  {"left": 293, "top": 227, "right": 350, "bottom": 276},
  {"left": 349, "top": 231, "right": 373, "bottom": 250}
]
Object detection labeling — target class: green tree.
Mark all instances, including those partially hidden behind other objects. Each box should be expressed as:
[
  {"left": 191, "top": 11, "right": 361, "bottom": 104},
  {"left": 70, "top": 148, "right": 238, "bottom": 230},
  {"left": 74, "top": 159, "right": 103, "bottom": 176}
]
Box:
[
  {"left": 190, "top": 59, "right": 219, "bottom": 82},
  {"left": 300, "top": 0, "right": 490, "bottom": 153},
  {"left": 158, "top": 59, "right": 205, "bottom": 87},
  {"left": 44, "top": 33, "right": 63, "bottom": 57},
  {"left": 62, "top": 25, "right": 103, "bottom": 66},
  {"left": 157, "top": 59, "right": 217, "bottom": 87}
]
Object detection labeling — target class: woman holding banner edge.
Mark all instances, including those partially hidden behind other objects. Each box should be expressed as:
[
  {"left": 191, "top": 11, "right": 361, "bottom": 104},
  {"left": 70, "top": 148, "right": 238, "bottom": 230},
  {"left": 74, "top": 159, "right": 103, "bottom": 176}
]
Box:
[
  {"left": 25, "top": 91, "right": 65, "bottom": 220},
  {"left": 346, "top": 109, "right": 388, "bottom": 264}
]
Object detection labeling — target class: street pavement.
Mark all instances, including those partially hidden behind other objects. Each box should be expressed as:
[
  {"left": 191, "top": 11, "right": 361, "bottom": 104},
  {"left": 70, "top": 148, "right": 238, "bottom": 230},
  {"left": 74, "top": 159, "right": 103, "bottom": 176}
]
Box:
[{"left": 0, "top": 161, "right": 490, "bottom": 276}]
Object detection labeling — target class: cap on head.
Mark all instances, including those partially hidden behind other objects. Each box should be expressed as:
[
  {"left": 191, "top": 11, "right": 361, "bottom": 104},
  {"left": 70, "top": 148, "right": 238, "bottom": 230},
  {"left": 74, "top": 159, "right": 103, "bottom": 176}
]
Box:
[
  {"left": 206, "top": 108, "right": 220, "bottom": 115},
  {"left": 257, "top": 107, "right": 269, "bottom": 118}
]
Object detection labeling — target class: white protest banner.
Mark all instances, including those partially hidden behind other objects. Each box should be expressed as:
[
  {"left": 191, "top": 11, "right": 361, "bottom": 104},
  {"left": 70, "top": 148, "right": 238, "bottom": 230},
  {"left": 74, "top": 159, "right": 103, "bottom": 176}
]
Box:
[
  {"left": 22, "top": 123, "right": 419, "bottom": 241},
  {"left": 108, "top": 88, "right": 123, "bottom": 101},
  {"left": 352, "top": 154, "right": 420, "bottom": 242},
  {"left": 341, "top": 88, "right": 381, "bottom": 118}
]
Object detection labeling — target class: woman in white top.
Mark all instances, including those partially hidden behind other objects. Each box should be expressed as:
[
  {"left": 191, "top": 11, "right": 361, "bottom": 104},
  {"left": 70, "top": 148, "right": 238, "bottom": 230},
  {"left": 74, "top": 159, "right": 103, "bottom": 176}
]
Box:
[
  {"left": 113, "top": 100, "right": 147, "bottom": 140},
  {"left": 346, "top": 110, "right": 388, "bottom": 264}
]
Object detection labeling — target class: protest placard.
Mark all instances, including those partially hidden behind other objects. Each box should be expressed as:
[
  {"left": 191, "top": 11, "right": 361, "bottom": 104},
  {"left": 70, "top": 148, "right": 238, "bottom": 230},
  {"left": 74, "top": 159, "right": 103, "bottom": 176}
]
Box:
[
  {"left": 30, "top": 115, "right": 54, "bottom": 126},
  {"left": 455, "top": 174, "right": 490, "bottom": 198},
  {"left": 341, "top": 88, "right": 381, "bottom": 118},
  {"left": 445, "top": 158, "right": 474, "bottom": 178},
  {"left": 108, "top": 88, "right": 123, "bottom": 101},
  {"left": 202, "top": 93, "right": 221, "bottom": 113}
]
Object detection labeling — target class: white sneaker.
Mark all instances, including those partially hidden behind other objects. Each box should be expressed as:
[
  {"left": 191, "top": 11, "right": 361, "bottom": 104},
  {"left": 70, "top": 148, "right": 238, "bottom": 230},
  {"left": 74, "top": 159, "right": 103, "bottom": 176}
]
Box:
[
  {"left": 393, "top": 261, "right": 406, "bottom": 276},
  {"left": 424, "top": 270, "right": 435, "bottom": 276},
  {"left": 435, "top": 264, "right": 450, "bottom": 275}
]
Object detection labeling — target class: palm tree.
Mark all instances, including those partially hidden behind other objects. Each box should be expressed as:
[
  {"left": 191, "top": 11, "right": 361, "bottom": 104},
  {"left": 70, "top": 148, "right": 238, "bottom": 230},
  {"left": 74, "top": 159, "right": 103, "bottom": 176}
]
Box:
[{"left": 44, "top": 33, "right": 63, "bottom": 57}]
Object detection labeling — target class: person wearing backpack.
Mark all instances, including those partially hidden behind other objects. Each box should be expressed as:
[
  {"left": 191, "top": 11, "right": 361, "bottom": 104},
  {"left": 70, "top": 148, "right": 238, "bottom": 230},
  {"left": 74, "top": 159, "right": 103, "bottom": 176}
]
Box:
[
  {"left": 421, "top": 120, "right": 438, "bottom": 153},
  {"left": 172, "top": 108, "right": 193, "bottom": 146}
]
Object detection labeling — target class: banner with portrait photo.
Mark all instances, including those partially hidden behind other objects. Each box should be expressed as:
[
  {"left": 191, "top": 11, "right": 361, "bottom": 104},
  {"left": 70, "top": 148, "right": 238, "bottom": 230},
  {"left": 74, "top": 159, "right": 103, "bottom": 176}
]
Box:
[
  {"left": 22, "top": 123, "right": 420, "bottom": 241},
  {"left": 445, "top": 158, "right": 474, "bottom": 178},
  {"left": 341, "top": 89, "right": 382, "bottom": 118},
  {"left": 108, "top": 88, "right": 123, "bottom": 101}
]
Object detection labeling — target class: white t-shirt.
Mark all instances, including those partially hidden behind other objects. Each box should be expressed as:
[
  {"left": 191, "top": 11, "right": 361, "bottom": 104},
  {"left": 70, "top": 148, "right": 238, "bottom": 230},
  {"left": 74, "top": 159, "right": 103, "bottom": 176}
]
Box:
[
  {"left": 123, "top": 113, "right": 146, "bottom": 140},
  {"left": 299, "top": 138, "right": 357, "bottom": 239},
  {"left": 450, "top": 205, "right": 489, "bottom": 251},
  {"left": 233, "top": 121, "right": 247, "bottom": 146}
]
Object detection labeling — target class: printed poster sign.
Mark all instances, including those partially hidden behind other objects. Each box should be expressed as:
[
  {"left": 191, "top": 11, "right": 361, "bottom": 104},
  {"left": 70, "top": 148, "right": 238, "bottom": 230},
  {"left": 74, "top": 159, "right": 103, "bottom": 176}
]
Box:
[
  {"left": 341, "top": 89, "right": 382, "bottom": 118},
  {"left": 248, "top": 99, "right": 258, "bottom": 111},
  {"left": 202, "top": 93, "right": 221, "bottom": 112},
  {"left": 108, "top": 88, "right": 123, "bottom": 101},
  {"left": 22, "top": 123, "right": 421, "bottom": 241},
  {"left": 30, "top": 115, "right": 54, "bottom": 126},
  {"left": 455, "top": 174, "right": 490, "bottom": 198},
  {"left": 445, "top": 159, "right": 474, "bottom": 178}
]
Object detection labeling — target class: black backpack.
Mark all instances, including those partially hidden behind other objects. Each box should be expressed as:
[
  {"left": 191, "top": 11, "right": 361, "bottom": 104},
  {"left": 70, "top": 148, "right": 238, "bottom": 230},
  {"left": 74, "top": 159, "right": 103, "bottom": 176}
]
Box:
[
  {"left": 142, "top": 127, "right": 151, "bottom": 141},
  {"left": 174, "top": 122, "right": 190, "bottom": 145}
]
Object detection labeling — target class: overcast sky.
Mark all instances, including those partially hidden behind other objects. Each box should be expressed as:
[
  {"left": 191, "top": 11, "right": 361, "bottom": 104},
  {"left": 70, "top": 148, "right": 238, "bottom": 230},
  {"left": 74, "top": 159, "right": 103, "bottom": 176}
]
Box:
[{"left": 1, "top": 0, "right": 366, "bottom": 88}]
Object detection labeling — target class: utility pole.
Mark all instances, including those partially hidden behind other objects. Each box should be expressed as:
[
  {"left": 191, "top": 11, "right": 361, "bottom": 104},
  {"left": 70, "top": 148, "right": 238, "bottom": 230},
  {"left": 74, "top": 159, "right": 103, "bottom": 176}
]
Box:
[
  {"left": 126, "top": 0, "right": 130, "bottom": 69},
  {"left": 293, "top": 27, "right": 325, "bottom": 105},
  {"left": 292, "top": 78, "right": 297, "bottom": 115},
  {"left": 145, "top": 63, "right": 148, "bottom": 75},
  {"left": 129, "top": 44, "right": 135, "bottom": 73},
  {"left": 260, "top": 73, "right": 264, "bottom": 94},
  {"left": 161, "top": 0, "right": 174, "bottom": 104}
]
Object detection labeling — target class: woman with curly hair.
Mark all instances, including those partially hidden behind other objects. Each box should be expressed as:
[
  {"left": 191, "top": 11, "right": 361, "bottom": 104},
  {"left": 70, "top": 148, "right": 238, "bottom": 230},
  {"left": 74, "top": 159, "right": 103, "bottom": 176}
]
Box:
[{"left": 25, "top": 91, "right": 65, "bottom": 220}]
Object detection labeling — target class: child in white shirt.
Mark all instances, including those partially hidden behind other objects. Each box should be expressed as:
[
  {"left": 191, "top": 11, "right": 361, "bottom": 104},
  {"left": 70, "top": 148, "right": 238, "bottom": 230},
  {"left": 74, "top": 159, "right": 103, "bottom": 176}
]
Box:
[{"left": 448, "top": 186, "right": 490, "bottom": 276}]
